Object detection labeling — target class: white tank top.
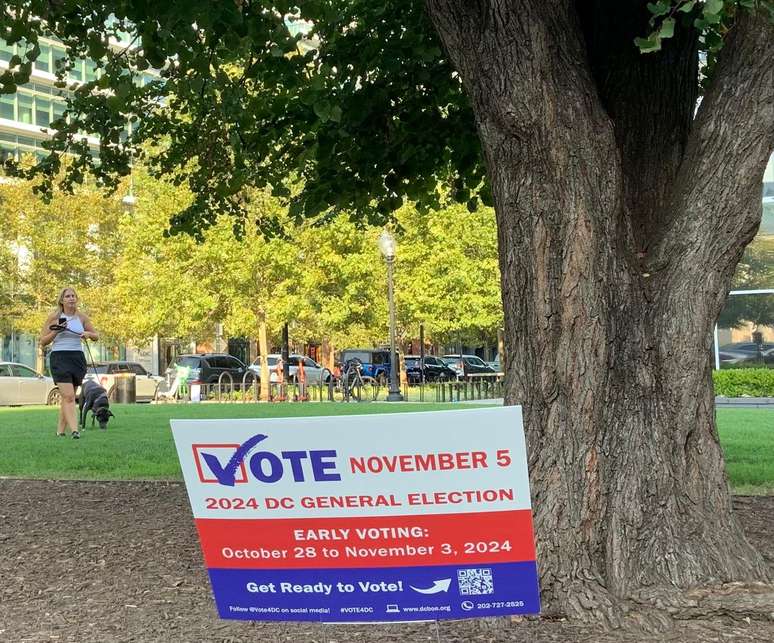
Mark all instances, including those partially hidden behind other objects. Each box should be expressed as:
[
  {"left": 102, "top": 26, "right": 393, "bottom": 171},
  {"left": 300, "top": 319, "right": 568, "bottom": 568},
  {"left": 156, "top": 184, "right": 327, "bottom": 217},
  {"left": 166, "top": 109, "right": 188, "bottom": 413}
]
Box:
[{"left": 50, "top": 313, "right": 85, "bottom": 352}]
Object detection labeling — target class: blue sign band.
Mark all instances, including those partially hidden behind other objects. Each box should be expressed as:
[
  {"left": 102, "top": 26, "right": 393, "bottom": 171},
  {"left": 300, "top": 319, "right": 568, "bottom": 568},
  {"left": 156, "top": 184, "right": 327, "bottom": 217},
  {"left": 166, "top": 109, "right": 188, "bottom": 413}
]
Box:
[{"left": 208, "top": 561, "right": 540, "bottom": 622}]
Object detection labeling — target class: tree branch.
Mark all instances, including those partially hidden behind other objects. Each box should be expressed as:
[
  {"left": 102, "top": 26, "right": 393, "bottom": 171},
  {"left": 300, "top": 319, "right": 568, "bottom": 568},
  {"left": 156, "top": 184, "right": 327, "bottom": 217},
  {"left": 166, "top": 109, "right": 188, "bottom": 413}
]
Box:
[{"left": 658, "top": 9, "right": 774, "bottom": 274}]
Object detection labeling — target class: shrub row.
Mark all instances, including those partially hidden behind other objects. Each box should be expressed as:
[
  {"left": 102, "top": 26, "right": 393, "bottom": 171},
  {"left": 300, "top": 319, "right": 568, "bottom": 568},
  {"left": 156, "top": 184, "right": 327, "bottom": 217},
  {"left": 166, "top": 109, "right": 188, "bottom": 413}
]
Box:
[{"left": 713, "top": 368, "right": 774, "bottom": 397}]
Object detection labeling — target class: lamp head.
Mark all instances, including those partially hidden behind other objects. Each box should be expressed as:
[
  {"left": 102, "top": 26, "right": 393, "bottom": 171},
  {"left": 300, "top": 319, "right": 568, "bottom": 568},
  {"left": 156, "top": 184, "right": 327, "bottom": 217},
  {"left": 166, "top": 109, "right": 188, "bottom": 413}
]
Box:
[
  {"left": 121, "top": 193, "right": 138, "bottom": 210},
  {"left": 378, "top": 230, "right": 396, "bottom": 260}
]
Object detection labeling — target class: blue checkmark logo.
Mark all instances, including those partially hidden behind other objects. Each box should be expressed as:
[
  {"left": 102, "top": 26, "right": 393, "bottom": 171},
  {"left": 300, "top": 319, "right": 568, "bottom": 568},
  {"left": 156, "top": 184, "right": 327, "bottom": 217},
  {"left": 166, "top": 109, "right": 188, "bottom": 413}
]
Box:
[{"left": 200, "top": 433, "right": 269, "bottom": 486}]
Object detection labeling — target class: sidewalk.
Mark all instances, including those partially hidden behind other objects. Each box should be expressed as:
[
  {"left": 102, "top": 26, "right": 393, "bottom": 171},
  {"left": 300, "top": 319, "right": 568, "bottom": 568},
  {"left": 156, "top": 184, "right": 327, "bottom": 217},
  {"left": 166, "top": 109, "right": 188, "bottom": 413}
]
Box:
[{"left": 715, "top": 397, "right": 774, "bottom": 408}]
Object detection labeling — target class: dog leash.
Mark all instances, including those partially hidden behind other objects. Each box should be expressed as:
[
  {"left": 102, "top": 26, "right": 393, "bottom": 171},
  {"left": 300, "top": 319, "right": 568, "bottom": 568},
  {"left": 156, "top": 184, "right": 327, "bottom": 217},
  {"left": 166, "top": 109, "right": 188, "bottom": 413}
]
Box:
[{"left": 49, "top": 323, "right": 101, "bottom": 379}]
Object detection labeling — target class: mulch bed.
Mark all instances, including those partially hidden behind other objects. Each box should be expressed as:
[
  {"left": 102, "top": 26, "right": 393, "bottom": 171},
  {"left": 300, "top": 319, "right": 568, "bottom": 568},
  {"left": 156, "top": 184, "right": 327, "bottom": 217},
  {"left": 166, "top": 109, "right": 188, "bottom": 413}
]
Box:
[{"left": 1, "top": 479, "right": 772, "bottom": 642}]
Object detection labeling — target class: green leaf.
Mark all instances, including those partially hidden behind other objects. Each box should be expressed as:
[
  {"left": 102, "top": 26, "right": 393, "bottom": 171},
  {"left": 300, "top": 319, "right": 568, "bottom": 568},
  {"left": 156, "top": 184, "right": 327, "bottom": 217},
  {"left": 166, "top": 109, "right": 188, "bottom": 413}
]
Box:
[
  {"left": 313, "top": 100, "right": 332, "bottom": 122},
  {"left": 86, "top": 35, "right": 108, "bottom": 61},
  {"left": 678, "top": 1, "right": 696, "bottom": 12},
  {"left": 479, "top": 184, "right": 493, "bottom": 207},
  {"left": 704, "top": 0, "right": 724, "bottom": 16},
  {"left": 646, "top": 2, "right": 671, "bottom": 17},
  {"left": 659, "top": 18, "right": 675, "bottom": 39},
  {"left": 24, "top": 43, "right": 40, "bottom": 62},
  {"left": 635, "top": 36, "right": 662, "bottom": 53}
]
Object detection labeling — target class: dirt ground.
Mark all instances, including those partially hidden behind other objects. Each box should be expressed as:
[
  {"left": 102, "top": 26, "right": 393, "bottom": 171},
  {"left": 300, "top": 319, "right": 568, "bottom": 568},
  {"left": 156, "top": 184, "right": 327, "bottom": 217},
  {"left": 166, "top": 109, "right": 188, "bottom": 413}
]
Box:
[{"left": 0, "top": 480, "right": 772, "bottom": 643}]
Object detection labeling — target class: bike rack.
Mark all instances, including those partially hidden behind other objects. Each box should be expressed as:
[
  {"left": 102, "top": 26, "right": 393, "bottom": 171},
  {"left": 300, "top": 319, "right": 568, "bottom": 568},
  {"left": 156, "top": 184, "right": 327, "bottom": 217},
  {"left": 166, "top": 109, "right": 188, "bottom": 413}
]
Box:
[
  {"left": 241, "top": 370, "right": 258, "bottom": 402},
  {"left": 319, "top": 368, "right": 335, "bottom": 402},
  {"left": 217, "top": 372, "right": 234, "bottom": 402}
]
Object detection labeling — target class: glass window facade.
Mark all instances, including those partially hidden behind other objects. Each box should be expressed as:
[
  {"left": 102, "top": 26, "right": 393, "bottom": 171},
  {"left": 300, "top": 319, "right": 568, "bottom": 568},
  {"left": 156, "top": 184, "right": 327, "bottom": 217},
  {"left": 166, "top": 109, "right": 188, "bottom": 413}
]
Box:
[
  {"left": 17, "top": 93, "right": 33, "bottom": 124},
  {"left": 715, "top": 154, "right": 774, "bottom": 368},
  {"left": 69, "top": 59, "right": 84, "bottom": 82},
  {"left": 36, "top": 43, "right": 51, "bottom": 73},
  {"left": 1, "top": 333, "right": 37, "bottom": 367},
  {"left": 35, "top": 97, "right": 51, "bottom": 127},
  {"left": 85, "top": 60, "right": 99, "bottom": 83},
  {"left": 0, "top": 141, "right": 14, "bottom": 163},
  {"left": 52, "top": 45, "right": 66, "bottom": 72},
  {"left": 0, "top": 90, "right": 65, "bottom": 127},
  {"left": 0, "top": 131, "right": 97, "bottom": 162},
  {"left": 0, "top": 40, "right": 14, "bottom": 63},
  {"left": 0, "top": 93, "right": 14, "bottom": 120},
  {"left": 52, "top": 101, "right": 66, "bottom": 124}
]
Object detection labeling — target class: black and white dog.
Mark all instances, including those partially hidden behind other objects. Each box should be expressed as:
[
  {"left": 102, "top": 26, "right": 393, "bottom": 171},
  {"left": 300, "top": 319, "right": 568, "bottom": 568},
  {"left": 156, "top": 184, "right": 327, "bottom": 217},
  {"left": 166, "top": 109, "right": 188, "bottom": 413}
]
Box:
[{"left": 79, "top": 380, "right": 114, "bottom": 430}]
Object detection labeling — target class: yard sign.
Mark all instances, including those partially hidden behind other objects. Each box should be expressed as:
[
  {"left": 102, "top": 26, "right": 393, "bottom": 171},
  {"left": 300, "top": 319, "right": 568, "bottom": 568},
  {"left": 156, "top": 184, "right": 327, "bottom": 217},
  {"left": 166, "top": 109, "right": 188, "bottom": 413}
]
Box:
[{"left": 170, "top": 406, "right": 540, "bottom": 622}]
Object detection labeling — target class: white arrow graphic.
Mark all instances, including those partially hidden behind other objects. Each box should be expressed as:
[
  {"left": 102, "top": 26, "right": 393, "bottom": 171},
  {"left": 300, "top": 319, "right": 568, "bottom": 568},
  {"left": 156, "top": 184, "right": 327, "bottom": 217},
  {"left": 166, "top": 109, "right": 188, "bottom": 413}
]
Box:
[{"left": 409, "top": 578, "right": 452, "bottom": 594}]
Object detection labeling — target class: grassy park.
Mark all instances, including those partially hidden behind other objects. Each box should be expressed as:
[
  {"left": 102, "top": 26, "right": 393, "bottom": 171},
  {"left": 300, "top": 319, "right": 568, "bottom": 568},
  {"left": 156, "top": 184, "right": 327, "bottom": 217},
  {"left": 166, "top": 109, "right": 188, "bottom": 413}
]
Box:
[
  {"left": 0, "top": 402, "right": 464, "bottom": 480},
  {"left": 0, "top": 403, "right": 771, "bottom": 494}
]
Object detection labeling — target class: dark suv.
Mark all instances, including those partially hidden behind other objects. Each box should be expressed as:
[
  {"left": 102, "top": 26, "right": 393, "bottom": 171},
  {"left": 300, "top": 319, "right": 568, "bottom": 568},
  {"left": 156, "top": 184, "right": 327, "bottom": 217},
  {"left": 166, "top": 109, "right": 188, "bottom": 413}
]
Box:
[
  {"left": 339, "top": 348, "right": 396, "bottom": 383},
  {"left": 404, "top": 355, "right": 458, "bottom": 383},
  {"left": 441, "top": 354, "right": 497, "bottom": 378},
  {"left": 167, "top": 353, "right": 247, "bottom": 384}
]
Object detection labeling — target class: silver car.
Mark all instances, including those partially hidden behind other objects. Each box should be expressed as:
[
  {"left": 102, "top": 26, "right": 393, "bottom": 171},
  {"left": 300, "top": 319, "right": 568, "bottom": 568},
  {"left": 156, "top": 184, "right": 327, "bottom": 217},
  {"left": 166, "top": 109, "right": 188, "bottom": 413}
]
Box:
[
  {"left": 84, "top": 361, "right": 164, "bottom": 402},
  {"left": 0, "top": 362, "right": 60, "bottom": 406}
]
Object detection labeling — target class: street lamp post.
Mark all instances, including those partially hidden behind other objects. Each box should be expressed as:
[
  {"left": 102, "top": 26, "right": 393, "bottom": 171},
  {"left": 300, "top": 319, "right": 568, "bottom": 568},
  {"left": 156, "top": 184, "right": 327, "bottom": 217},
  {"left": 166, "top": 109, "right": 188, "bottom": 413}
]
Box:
[
  {"left": 121, "top": 191, "right": 137, "bottom": 212},
  {"left": 378, "top": 230, "right": 403, "bottom": 402},
  {"left": 122, "top": 151, "right": 137, "bottom": 212}
]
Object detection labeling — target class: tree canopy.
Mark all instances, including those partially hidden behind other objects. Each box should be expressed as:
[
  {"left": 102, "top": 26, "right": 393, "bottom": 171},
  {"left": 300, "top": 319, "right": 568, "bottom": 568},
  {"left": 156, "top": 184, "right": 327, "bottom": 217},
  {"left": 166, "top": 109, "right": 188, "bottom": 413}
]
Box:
[
  {"left": 0, "top": 168, "right": 501, "bottom": 350},
  {"left": 0, "top": 1, "right": 478, "bottom": 234},
  {"left": 0, "top": 172, "right": 122, "bottom": 336},
  {"left": 1, "top": 2, "right": 770, "bottom": 236}
]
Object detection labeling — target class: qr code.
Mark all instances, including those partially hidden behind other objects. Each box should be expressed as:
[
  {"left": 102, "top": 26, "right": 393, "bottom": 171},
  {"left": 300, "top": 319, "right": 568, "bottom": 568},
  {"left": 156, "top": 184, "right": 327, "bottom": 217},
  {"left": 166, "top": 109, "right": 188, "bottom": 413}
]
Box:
[{"left": 457, "top": 568, "right": 494, "bottom": 595}]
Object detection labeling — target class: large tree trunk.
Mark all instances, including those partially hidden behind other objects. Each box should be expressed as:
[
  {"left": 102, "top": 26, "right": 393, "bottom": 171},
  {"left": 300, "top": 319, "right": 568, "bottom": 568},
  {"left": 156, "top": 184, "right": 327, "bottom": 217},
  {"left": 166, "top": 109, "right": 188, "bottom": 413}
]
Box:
[{"left": 426, "top": 0, "right": 774, "bottom": 620}]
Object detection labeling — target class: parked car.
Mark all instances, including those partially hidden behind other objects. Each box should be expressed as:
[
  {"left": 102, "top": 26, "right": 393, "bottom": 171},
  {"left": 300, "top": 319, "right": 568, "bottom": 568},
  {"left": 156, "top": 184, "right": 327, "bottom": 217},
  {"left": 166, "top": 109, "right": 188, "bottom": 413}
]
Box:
[
  {"left": 249, "top": 354, "right": 331, "bottom": 384},
  {"left": 487, "top": 352, "right": 502, "bottom": 373},
  {"left": 339, "top": 348, "right": 396, "bottom": 383},
  {"left": 84, "top": 361, "right": 164, "bottom": 402},
  {"left": 718, "top": 342, "right": 774, "bottom": 368},
  {"left": 404, "top": 355, "right": 458, "bottom": 383},
  {"left": 0, "top": 362, "right": 60, "bottom": 406},
  {"left": 165, "top": 353, "right": 248, "bottom": 385},
  {"left": 441, "top": 354, "right": 497, "bottom": 378}
]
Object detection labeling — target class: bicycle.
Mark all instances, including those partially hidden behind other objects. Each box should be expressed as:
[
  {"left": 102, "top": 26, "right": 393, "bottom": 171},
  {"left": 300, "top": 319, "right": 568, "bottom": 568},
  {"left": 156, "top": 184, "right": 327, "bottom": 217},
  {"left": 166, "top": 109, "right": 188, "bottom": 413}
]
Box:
[{"left": 341, "top": 359, "right": 380, "bottom": 402}]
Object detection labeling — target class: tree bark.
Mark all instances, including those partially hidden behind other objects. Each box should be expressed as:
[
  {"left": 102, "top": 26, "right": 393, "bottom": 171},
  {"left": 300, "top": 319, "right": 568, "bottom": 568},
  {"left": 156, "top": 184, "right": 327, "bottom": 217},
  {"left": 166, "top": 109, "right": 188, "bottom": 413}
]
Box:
[{"left": 426, "top": 0, "right": 774, "bottom": 620}]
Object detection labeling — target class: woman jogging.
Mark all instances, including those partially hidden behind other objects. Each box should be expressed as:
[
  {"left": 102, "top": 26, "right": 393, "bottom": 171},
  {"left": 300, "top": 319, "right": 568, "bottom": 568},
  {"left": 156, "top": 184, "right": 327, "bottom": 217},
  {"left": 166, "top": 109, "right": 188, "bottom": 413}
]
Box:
[{"left": 40, "top": 287, "right": 99, "bottom": 439}]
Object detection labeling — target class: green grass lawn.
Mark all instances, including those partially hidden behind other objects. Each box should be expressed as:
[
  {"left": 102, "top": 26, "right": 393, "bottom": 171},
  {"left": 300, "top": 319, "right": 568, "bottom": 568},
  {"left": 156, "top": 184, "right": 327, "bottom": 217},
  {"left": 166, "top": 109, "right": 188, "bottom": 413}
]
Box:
[
  {"left": 0, "top": 403, "right": 771, "bottom": 493},
  {"left": 716, "top": 408, "right": 774, "bottom": 495},
  {"left": 0, "top": 402, "right": 468, "bottom": 481}
]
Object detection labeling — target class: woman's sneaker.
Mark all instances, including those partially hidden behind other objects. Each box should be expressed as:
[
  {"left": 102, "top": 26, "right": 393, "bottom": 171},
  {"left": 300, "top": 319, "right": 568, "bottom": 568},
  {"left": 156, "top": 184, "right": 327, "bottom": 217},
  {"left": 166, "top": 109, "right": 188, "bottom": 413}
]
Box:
[{"left": 71, "top": 430, "right": 80, "bottom": 439}]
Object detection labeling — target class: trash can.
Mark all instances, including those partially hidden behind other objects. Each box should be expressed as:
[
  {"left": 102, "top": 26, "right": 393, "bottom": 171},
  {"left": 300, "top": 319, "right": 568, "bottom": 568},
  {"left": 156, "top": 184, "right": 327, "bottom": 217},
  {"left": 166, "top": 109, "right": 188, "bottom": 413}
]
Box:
[{"left": 113, "top": 373, "right": 136, "bottom": 403}]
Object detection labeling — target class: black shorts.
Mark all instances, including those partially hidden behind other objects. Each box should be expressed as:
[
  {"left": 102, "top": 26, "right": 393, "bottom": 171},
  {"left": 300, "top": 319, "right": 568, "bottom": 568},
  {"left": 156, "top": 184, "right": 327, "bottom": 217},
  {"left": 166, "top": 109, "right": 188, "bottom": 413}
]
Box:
[{"left": 50, "top": 351, "right": 87, "bottom": 387}]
